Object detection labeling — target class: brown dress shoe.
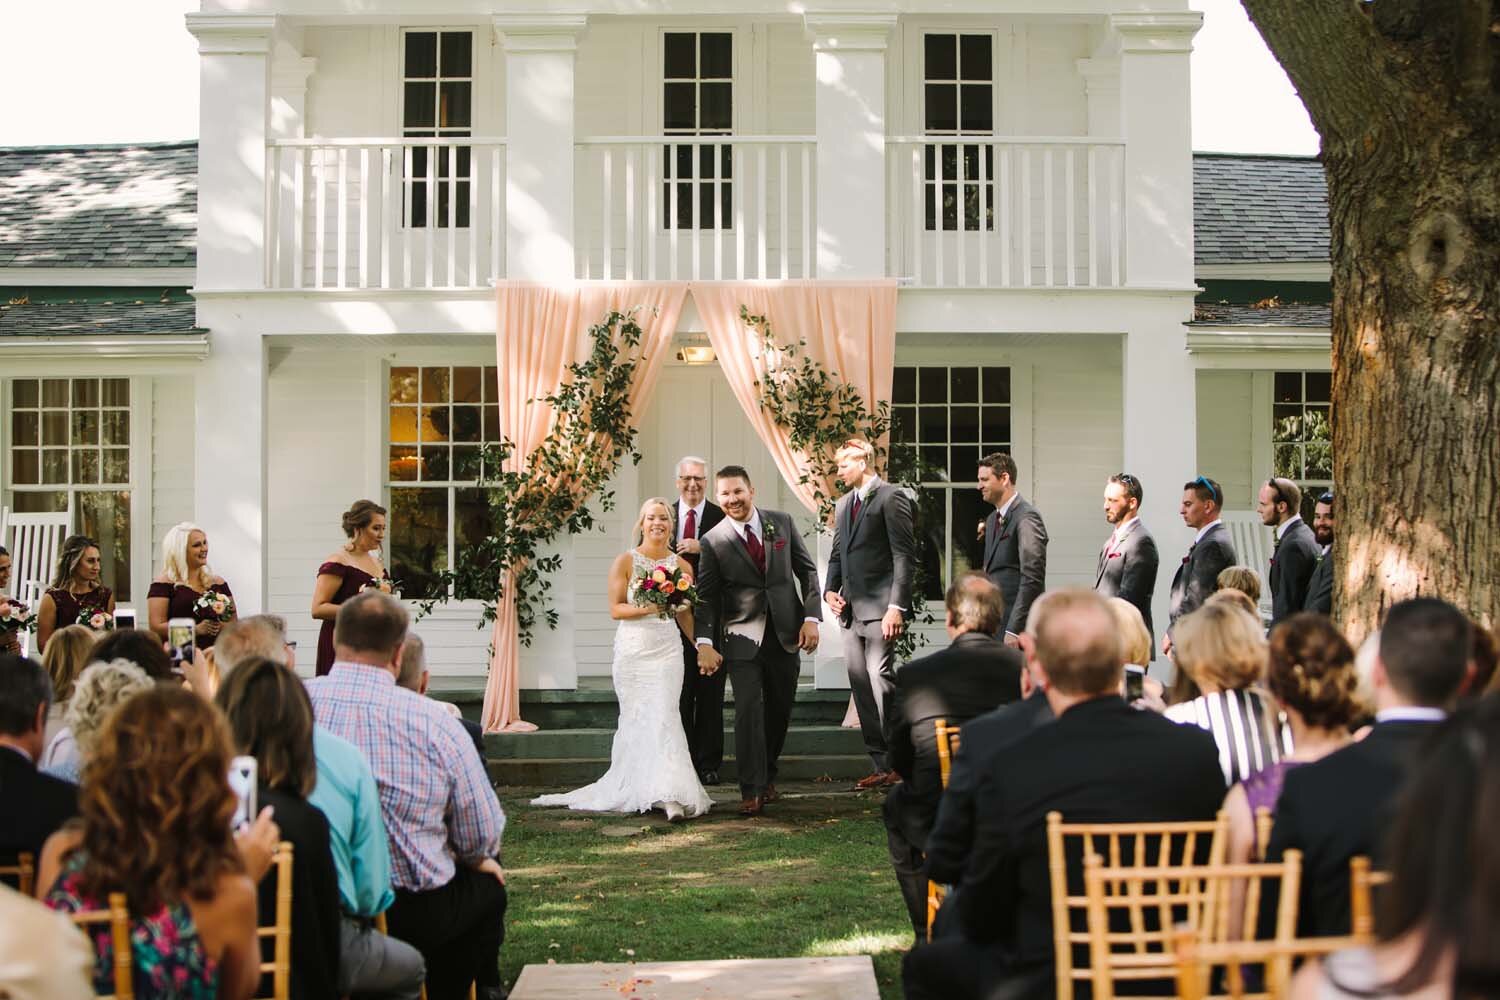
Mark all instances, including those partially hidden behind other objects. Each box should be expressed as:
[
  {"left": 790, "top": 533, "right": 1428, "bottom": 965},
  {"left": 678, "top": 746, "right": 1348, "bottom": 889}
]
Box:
[
  {"left": 763, "top": 783, "right": 782, "bottom": 803},
  {"left": 739, "top": 796, "right": 765, "bottom": 816},
  {"left": 881, "top": 772, "right": 903, "bottom": 787},
  {"left": 853, "top": 771, "right": 890, "bottom": 791}
]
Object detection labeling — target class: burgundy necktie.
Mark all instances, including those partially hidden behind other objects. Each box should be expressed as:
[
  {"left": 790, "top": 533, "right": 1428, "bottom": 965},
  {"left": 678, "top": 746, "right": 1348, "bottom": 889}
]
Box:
[
  {"left": 684, "top": 507, "right": 697, "bottom": 540},
  {"left": 743, "top": 524, "right": 766, "bottom": 574},
  {"left": 851, "top": 493, "right": 862, "bottom": 523}
]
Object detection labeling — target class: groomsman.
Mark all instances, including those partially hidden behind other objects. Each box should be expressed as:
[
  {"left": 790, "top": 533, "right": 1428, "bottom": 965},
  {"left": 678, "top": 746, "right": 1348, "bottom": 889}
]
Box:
[
  {"left": 670, "top": 456, "right": 727, "bottom": 784},
  {"left": 1257, "top": 477, "right": 1321, "bottom": 626},
  {"left": 1094, "top": 473, "right": 1160, "bottom": 646},
  {"left": 824, "top": 439, "right": 917, "bottom": 790},
  {"left": 977, "top": 452, "right": 1048, "bottom": 647},
  {"left": 1303, "top": 490, "right": 1335, "bottom": 615},
  {"left": 1168, "top": 476, "right": 1237, "bottom": 645}
]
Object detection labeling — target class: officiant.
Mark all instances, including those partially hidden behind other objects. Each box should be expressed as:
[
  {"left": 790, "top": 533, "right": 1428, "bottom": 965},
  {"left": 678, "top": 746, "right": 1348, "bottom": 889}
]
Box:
[{"left": 670, "top": 456, "right": 727, "bottom": 785}]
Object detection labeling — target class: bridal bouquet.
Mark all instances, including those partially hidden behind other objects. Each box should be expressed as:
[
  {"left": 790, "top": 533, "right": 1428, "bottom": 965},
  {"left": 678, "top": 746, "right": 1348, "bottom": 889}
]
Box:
[
  {"left": 78, "top": 608, "right": 114, "bottom": 632},
  {"left": 634, "top": 564, "right": 698, "bottom": 619},
  {"left": 193, "top": 590, "right": 236, "bottom": 622},
  {"left": 359, "top": 574, "right": 400, "bottom": 597},
  {"left": 0, "top": 599, "right": 33, "bottom": 634}
]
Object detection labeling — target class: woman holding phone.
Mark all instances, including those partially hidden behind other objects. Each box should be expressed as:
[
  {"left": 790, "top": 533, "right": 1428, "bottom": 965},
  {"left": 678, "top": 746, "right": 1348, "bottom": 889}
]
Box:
[
  {"left": 148, "top": 523, "right": 236, "bottom": 650},
  {"left": 35, "top": 535, "right": 114, "bottom": 653}
]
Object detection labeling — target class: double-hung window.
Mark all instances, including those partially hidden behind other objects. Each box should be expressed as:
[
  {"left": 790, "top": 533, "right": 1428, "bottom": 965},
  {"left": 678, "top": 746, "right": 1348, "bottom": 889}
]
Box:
[
  {"left": 402, "top": 30, "right": 473, "bottom": 228},
  {"left": 1272, "top": 371, "right": 1332, "bottom": 520},
  {"left": 922, "top": 33, "right": 996, "bottom": 232},
  {"left": 662, "top": 31, "right": 733, "bottom": 230}
]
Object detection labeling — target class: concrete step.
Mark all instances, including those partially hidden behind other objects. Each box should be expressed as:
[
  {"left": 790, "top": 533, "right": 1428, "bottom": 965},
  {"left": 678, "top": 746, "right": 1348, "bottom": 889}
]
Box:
[
  {"left": 491, "top": 751, "right": 871, "bottom": 788},
  {"left": 486, "top": 723, "right": 863, "bottom": 760}
]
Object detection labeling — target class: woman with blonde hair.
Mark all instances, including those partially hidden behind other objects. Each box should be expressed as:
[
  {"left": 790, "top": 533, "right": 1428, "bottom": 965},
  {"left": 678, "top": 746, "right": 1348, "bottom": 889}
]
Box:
[
  {"left": 1215, "top": 565, "right": 1264, "bottom": 608},
  {"left": 148, "top": 523, "right": 236, "bottom": 650},
  {"left": 40, "top": 624, "right": 94, "bottom": 739},
  {"left": 1165, "top": 601, "right": 1286, "bottom": 785},
  {"left": 40, "top": 659, "right": 155, "bottom": 782},
  {"left": 311, "top": 500, "right": 389, "bottom": 676}
]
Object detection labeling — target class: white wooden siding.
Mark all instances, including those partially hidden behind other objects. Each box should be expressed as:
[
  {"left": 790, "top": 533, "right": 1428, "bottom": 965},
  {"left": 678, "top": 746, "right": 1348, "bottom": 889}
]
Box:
[
  {"left": 1196, "top": 370, "right": 1256, "bottom": 511},
  {"left": 150, "top": 376, "right": 196, "bottom": 552}
]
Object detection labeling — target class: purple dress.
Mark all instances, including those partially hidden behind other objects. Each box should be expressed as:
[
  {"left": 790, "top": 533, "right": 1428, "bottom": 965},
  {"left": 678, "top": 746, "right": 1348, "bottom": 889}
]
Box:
[
  {"left": 1240, "top": 759, "right": 1306, "bottom": 855},
  {"left": 315, "top": 562, "right": 375, "bottom": 676},
  {"left": 146, "top": 581, "right": 235, "bottom": 649},
  {"left": 47, "top": 586, "right": 113, "bottom": 631}
]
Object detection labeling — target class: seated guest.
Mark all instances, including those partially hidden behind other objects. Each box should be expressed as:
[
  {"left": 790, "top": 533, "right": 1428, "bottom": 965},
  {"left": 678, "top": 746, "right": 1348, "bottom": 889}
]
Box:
[
  {"left": 882, "top": 573, "right": 1022, "bottom": 943},
  {"left": 1215, "top": 565, "right": 1264, "bottom": 608},
  {"left": 39, "top": 685, "right": 266, "bottom": 1000},
  {"left": 1165, "top": 601, "right": 1287, "bottom": 785},
  {"left": 0, "top": 654, "right": 79, "bottom": 863},
  {"left": 398, "top": 633, "right": 486, "bottom": 762},
  {"left": 1106, "top": 597, "right": 1167, "bottom": 709},
  {"left": 1290, "top": 696, "right": 1500, "bottom": 999},
  {"left": 0, "top": 882, "right": 96, "bottom": 1000},
  {"left": 40, "top": 624, "right": 93, "bottom": 740},
  {"left": 905, "top": 589, "right": 1225, "bottom": 999},
  {"left": 216, "top": 613, "right": 426, "bottom": 1000},
  {"left": 1206, "top": 586, "right": 1261, "bottom": 621},
  {"left": 307, "top": 591, "right": 507, "bottom": 1000},
  {"left": 217, "top": 658, "right": 341, "bottom": 1000},
  {"left": 40, "top": 659, "right": 153, "bottom": 782},
  {"left": 87, "top": 627, "right": 177, "bottom": 681},
  {"left": 1264, "top": 597, "right": 1472, "bottom": 938}
]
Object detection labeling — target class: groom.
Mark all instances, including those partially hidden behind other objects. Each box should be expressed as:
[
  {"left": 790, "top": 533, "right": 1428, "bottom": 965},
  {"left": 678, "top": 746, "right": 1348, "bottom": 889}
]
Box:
[{"left": 694, "top": 465, "right": 823, "bottom": 816}]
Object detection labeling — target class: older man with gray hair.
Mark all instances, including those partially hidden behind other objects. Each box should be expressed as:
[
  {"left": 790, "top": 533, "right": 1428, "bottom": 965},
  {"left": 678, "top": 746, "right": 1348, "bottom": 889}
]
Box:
[
  {"left": 398, "top": 633, "right": 486, "bottom": 763},
  {"left": 671, "top": 454, "right": 728, "bottom": 784}
]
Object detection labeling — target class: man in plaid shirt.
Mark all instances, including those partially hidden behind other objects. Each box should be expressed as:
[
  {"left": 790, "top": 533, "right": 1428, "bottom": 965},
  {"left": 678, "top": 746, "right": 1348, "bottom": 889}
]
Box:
[{"left": 308, "top": 591, "right": 507, "bottom": 1000}]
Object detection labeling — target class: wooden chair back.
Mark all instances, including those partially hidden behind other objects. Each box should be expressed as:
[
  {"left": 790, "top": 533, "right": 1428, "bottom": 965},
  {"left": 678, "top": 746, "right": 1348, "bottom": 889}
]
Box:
[
  {"left": 69, "top": 891, "right": 134, "bottom": 1000},
  {"left": 1080, "top": 849, "right": 1302, "bottom": 1000},
  {"left": 1348, "top": 855, "right": 1390, "bottom": 942},
  {"left": 1046, "top": 810, "right": 1230, "bottom": 1000},
  {"left": 924, "top": 718, "right": 964, "bottom": 941},
  {"left": 0, "top": 850, "right": 35, "bottom": 896},
  {"left": 1173, "top": 926, "right": 1363, "bottom": 1000},
  {"left": 255, "top": 842, "right": 294, "bottom": 1000}
]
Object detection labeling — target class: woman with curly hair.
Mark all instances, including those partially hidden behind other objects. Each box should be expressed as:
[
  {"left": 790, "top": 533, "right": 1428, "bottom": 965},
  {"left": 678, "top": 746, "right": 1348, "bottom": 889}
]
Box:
[
  {"left": 37, "top": 684, "right": 274, "bottom": 1000},
  {"left": 39, "top": 659, "right": 154, "bottom": 782}
]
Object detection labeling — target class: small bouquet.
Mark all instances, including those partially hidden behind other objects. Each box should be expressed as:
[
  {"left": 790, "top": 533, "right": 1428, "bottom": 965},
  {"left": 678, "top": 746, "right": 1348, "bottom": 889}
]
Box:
[
  {"left": 193, "top": 590, "right": 236, "bottom": 623},
  {"left": 633, "top": 564, "right": 698, "bottom": 619},
  {"left": 360, "top": 574, "right": 400, "bottom": 597},
  {"left": 78, "top": 607, "right": 114, "bottom": 632},
  {"left": 0, "top": 598, "right": 34, "bottom": 634}
]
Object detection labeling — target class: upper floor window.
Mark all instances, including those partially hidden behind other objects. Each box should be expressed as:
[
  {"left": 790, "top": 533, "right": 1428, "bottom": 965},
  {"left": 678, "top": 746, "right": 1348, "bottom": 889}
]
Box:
[
  {"left": 402, "top": 30, "right": 473, "bottom": 228},
  {"left": 1273, "top": 371, "right": 1332, "bottom": 520},
  {"left": 663, "top": 31, "right": 733, "bottom": 230},
  {"left": 923, "top": 33, "right": 995, "bottom": 232}
]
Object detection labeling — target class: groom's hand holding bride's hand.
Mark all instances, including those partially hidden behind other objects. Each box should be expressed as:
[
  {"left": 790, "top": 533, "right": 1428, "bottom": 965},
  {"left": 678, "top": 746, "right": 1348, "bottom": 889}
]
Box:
[{"left": 698, "top": 644, "right": 723, "bottom": 676}]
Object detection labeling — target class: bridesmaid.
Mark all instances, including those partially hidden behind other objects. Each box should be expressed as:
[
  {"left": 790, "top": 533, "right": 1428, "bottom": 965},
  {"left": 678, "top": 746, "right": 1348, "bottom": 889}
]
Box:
[
  {"left": 148, "top": 522, "right": 237, "bottom": 649},
  {"left": 312, "top": 500, "right": 388, "bottom": 676},
  {"left": 36, "top": 535, "right": 115, "bottom": 652}
]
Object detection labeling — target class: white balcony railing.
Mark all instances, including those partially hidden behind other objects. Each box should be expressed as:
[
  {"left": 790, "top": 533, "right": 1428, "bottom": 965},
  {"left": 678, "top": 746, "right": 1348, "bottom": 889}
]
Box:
[
  {"left": 887, "top": 137, "right": 1126, "bottom": 289},
  {"left": 265, "top": 138, "right": 506, "bottom": 290},
  {"left": 574, "top": 136, "right": 816, "bottom": 281}
]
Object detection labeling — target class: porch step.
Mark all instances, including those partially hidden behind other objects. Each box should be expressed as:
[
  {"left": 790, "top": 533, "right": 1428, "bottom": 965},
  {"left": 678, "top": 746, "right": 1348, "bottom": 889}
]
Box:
[
  {"left": 491, "top": 749, "right": 871, "bottom": 788},
  {"left": 486, "top": 723, "right": 862, "bottom": 760}
]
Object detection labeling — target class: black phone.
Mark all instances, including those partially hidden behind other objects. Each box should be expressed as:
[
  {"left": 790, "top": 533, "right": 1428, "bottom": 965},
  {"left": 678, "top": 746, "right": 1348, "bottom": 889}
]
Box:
[
  {"left": 114, "top": 606, "right": 137, "bottom": 631},
  {"left": 1124, "top": 664, "right": 1146, "bottom": 703}
]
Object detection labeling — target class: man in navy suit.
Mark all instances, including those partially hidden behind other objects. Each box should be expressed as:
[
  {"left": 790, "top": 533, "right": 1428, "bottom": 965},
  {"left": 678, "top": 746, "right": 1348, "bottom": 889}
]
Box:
[
  {"left": 1094, "top": 473, "right": 1160, "bottom": 646},
  {"left": 1259, "top": 477, "right": 1321, "bottom": 626},
  {"left": 977, "top": 452, "right": 1048, "bottom": 647},
  {"left": 669, "top": 456, "right": 727, "bottom": 784},
  {"left": 1166, "top": 476, "right": 1237, "bottom": 653}
]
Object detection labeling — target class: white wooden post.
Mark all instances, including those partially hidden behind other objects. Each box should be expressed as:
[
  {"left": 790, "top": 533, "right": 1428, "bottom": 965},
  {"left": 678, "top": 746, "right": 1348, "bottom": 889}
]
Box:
[
  {"left": 495, "top": 14, "right": 586, "bottom": 282},
  {"left": 807, "top": 13, "right": 893, "bottom": 278}
]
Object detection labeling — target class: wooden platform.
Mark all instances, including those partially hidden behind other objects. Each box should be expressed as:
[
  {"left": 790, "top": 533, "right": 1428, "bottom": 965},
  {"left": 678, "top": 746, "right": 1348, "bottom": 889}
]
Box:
[{"left": 509, "top": 955, "right": 880, "bottom": 999}]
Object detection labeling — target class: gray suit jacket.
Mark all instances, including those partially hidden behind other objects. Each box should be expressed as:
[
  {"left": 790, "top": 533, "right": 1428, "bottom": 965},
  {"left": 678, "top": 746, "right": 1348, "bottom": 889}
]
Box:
[
  {"left": 1169, "top": 521, "right": 1238, "bottom": 625},
  {"left": 1094, "top": 520, "right": 1160, "bottom": 643},
  {"left": 1269, "top": 519, "right": 1321, "bottom": 625},
  {"left": 824, "top": 480, "right": 917, "bottom": 625},
  {"left": 694, "top": 508, "right": 822, "bottom": 656},
  {"left": 1303, "top": 547, "right": 1333, "bottom": 615},
  {"left": 983, "top": 495, "right": 1048, "bottom": 635}
]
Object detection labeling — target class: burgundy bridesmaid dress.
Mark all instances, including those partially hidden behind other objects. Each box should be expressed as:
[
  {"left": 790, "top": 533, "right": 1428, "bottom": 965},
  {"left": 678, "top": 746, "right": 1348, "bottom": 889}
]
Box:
[
  {"left": 314, "top": 562, "right": 375, "bottom": 676},
  {"left": 146, "top": 580, "right": 235, "bottom": 649}
]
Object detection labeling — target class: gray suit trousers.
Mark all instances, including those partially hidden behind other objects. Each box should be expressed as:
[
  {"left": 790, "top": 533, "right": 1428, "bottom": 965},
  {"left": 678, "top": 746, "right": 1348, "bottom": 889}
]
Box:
[
  {"left": 843, "top": 619, "right": 898, "bottom": 771},
  {"left": 726, "top": 632, "right": 801, "bottom": 799}
]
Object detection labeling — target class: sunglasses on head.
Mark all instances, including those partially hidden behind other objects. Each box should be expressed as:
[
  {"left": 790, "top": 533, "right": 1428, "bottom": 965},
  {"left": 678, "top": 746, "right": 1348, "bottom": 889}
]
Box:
[
  {"left": 1194, "top": 475, "right": 1222, "bottom": 507},
  {"left": 1318, "top": 490, "right": 1334, "bottom": 504}
]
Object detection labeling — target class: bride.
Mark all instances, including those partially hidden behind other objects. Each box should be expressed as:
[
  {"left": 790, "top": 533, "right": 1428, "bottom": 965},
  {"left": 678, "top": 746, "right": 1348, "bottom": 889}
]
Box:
[{"left": 531, "top": 498, "right": 713, "bottom": 821}]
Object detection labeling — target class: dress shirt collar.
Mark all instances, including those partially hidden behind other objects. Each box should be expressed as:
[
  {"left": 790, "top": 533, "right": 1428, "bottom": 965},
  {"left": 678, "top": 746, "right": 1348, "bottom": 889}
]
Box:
[
  {"left": 1276, "top": 515, "right": 1304, "bottom": 541},
  {"left": 726, "top": 508, "right": 762, "bottom": 540},
  {"left": 0, "top": 743, "right": 32, "bottom": 765},
  {"left": 857, "top": 475, "right": 881, "bottom": 501},
  {"left": 1113, "top": 516, "right": 1141, "bottom": 541},
  {"left": 1194, "top": 518, "right": 1224, "bottom": 544},
  {"left": 676, "top": 499, "right": 707, "bottom": 540},
  {"left": 997, "top": 493, "right": 1019, "bottom": 520},
  {"left": 1375, "top": 706, "right": 1447, "bottom": 724},
  {"left": 328, "top": 660, "right": 397, "bottom": 686},
  {"left": 678, "top": 498, "right": 706, "bottom": 519},
  {"left": 1320, "top": 543, "right": 1331, "bottom": 557}
]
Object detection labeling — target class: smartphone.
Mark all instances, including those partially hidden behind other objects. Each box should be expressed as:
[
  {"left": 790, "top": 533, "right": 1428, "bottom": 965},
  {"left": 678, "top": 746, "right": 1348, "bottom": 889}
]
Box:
[
  {"left": 114, "top": 606, "right": 137, "bottom": 630},
  {"left": 1124, "top": 664, "right": 1146, "bottom": 703},
  {"left": 168, "top": 617, "right": 195, "bottom": 665},
  {"left": 228, "top": 756, "right": 258, "bottom": 831}
]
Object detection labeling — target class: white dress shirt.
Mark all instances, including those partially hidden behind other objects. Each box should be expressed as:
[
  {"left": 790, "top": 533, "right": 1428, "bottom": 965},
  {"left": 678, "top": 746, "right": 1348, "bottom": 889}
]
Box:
[
  {"left": 1194, "top": 518, "right": 1224, "bottom": 544},
  {"left": 697, "top": 508, "right": 817, "bottom": 649},
  {"left": 676, "top": 498, "right": 707, "bottom": 544},
  {"left": 1275, "top": 514, "right": 1305, "bottom": 542}
]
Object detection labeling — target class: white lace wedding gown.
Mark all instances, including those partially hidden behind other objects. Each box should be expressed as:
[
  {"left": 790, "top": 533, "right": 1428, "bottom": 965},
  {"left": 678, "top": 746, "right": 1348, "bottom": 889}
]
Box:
[{"left": 531, "top": 550, "right": 713, "bottom": 817}]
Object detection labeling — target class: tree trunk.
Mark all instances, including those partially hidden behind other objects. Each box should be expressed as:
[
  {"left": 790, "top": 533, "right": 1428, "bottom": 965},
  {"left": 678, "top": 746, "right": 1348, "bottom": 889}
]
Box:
[{"left": 1240, "top": 1, "right": 1500, "bottom": 643}]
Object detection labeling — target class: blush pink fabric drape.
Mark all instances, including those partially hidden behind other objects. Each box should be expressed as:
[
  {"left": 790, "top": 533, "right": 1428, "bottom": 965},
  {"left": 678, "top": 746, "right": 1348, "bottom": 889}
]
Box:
[
  {"left": 484, "top": 281, "right": 688, "bottom": 733},
  {"left": 689, "top": 280, "right": 899, "bottom": 515}
]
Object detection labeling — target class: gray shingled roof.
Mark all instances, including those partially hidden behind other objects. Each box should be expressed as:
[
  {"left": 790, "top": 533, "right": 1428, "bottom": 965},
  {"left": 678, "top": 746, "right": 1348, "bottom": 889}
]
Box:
[
  {"left": 0, "top": 300, "right": 201, "bottom": 337},
  {"left": 1194, "top": 153, "right": 1329, "bottom": 266},
  {"left": 1190, "top": 300, "right": 1330, "bottom": 328},
  {"left": 0, "top": 143, "right": 197, "bottom": 268}
]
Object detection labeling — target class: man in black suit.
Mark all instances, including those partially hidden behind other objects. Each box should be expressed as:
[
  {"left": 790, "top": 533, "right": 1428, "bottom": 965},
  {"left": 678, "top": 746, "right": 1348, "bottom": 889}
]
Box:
[
  {"left": 1302, "top": 490, "right": 1334, "bottom": 615},
  {"left": 824, "top": 439, "right": 917, "bottom": 789},
  {"left": 977, "top": 452, "right": 1048, "bottom": 648},
  {"left": 0, "top": 653, "right": 79, "bottom": 865},
  {"left": 670, "top": 455, "right": 728, "bottom": 784},
  {"left": 1094, "top": 473, "right": 1160, "bottom": 646},
  {"left": 882, "top": 573, "right": 1022, "bottom": 942},
  {"left": 1167, "top": 476, "right": 1237, "bottom": 652},
  {"left": 904, "top": 589, "right": 1224, "bottom": 1000},
  {"left": 694, "top": 466, "right": 822, "bottom": 816},
  {"left": 1259, "top": 477, "right": 1320, "bottom": 626},
  {"left": 1263, "top": 597, "right": 1471, "bottom": 938}
]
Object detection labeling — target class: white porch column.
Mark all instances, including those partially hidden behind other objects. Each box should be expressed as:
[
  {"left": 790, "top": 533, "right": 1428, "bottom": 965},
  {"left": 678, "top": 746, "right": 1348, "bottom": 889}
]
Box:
[
  {"left": 186, "top": 14, "right": 274, "bottom": 614},
  {"left": 806, "top": 13, "right": 894, "bottom": 278},
  {"left": 495, "top": 15, "right": 586, "bottom": 282},
  {"left": 1076, "top": 57, "right": 1121, "bottom": 138},
  {"left": 1112, "top": 12, "right": 1201, "bottom": 288}
]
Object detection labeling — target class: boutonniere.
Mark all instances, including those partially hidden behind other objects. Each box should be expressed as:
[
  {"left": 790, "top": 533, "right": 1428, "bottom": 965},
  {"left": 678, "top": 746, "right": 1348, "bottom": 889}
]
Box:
[{"left": 761, "top": 519, "right": 778, "bottom": 542}]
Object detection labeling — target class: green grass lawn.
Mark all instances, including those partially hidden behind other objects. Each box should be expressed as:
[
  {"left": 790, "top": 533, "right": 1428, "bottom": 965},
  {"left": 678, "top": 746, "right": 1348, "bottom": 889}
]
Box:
[{"left": 498, "top": 788, "right": 913, "bottom": 998}]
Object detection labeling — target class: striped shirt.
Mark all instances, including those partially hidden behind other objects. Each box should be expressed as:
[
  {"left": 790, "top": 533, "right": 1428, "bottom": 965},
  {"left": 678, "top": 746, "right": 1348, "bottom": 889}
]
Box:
[
  {"left": 1165, "top": 688, "right": 1290, "bottom": 786},
  {"left": 307, "top": 661, "right": 505, "bottom": 893}
]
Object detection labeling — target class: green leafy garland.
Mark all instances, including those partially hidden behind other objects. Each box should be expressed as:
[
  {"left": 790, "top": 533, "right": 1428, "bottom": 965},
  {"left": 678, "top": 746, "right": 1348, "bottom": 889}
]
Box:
[
  {"left": 742, "top": 305, "right": 936, "bottom": 661},
  {"left": 416, "top": 309, "right": 647, "bottom": 645}
]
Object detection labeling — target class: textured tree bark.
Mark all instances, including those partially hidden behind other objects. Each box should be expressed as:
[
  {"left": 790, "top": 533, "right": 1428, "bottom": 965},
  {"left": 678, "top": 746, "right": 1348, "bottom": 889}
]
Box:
[{"left": 1240, "top": 1, "right": 1499, "bottom": 643}]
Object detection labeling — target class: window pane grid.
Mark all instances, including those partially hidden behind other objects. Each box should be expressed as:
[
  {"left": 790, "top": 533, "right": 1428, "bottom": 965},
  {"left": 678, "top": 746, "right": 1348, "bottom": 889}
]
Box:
[
  {"left": 923, "top": 32, "right": 996, "bottom": 232},
  {"left": 1272, "top": 371, "right": 1333, "bottom": 518},
  {"left": 402, "top": 29, "right": 474, "bottom": 229},
  {"left": 663, "top": 31, "right": 734, "bottom": 231}
]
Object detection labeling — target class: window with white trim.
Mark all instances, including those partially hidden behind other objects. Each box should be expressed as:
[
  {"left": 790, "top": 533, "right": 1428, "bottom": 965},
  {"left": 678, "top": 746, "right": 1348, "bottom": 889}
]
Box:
[
  {"left": 402, "top": 30, "right": 473, "bottom": 228},
  {"left": 662, "top": 31, "right": 733, "bottom": 230},
  {"left": 386, "top": 365, "right": 499, "bottom": 599},
  {"left": 7, "top": 378, "right": 134, "bottom": 600},
  {"left": 891, "top": 365, "right": 1012, "bottom": 599},
  {"left": 922, "top": 32, "right": 995, "bottom": 232},
  {"left": 1272, "top": 371, "right": 1332, "bottom": 521}
]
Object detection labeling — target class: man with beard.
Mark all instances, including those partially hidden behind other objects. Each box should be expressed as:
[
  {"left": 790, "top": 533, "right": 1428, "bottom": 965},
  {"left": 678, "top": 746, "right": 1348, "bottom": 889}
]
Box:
[{"left": 1302, "top": 491, "right": 1334, "bottom": 615}]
